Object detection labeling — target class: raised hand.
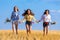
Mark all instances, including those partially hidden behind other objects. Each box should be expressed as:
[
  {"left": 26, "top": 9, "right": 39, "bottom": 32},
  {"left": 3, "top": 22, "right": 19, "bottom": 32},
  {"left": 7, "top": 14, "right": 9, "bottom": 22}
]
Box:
[
  {"left": 37, "top": 20, "right": 41, "bottom": 23},
  {"left": 18, "top": 20, "right": 22, "bottom": 24}
]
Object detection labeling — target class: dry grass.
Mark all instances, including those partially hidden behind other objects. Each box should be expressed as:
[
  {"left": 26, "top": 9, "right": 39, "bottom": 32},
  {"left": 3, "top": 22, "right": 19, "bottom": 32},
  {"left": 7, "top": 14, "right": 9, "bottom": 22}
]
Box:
[{"left": 0, "top": 30, "right": 60, "bottom": 40}]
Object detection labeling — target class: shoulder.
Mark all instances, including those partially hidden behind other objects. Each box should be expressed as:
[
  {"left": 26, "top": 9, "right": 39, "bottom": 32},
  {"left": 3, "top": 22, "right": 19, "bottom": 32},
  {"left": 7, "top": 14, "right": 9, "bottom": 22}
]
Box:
[
  {"left": 12, "top": 11, "right": 14, "bottom": 13},
  {"left": 12, "top": 11, "right": 15, "bottom": 14},
  {"left": 25, "top": 14, "right": 28, "bottom": 16},
  {"left": 42, "top": 14, "right": 45, "bottom": 17},
  {"left": 48, "top": 14, "right": 51, "bottom": 17},
  {"left": 24, "top": 14, "right": 27, "bottom": 17}
]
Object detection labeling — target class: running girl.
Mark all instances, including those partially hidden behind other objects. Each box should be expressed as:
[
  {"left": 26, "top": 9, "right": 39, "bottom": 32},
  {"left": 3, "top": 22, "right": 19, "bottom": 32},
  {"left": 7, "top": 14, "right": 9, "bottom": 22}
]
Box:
[
  {"left": 39, "top": 10, "right": 52, "bottom": 35},
  {"left": 22, "top": 9, "right": 37, "bottom": 34},
  {"left": 11, "top": 6, "right": 20, "bottom": 34}
]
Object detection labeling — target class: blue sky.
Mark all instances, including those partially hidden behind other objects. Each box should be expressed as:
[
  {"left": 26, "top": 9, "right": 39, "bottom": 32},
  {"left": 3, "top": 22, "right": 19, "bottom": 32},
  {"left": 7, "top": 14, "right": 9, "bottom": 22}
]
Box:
[{"left": 0, "top": 0, "right": 60, "bottom": 30}]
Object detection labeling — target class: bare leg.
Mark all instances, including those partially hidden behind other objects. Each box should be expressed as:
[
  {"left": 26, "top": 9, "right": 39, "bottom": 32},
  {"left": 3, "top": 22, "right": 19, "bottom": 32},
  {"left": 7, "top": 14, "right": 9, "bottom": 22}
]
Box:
[
  {"left": 46, "top": 26, "right": 48, "bottom": 35},
  {"left": 43, "top": 27, "right": 45, "bottom": 36},
  {"left": 12, "top": 23, "right": 14, "bottom": 33},
  {"left": 15, "top": 22, "right": 18, "bottom": 34},
  {"left": 29, "top": 26, "right": 31, "bottom": 34},
  {"left": 26, "top": 24, "right": 29, "bottom": 34}
]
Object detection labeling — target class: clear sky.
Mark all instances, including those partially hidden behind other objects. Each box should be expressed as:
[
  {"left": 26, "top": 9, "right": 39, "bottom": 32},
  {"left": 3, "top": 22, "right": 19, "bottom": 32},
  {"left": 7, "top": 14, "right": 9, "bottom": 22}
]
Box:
[{"left": 0, "top": 0, "right": 60, "bottom": 30}]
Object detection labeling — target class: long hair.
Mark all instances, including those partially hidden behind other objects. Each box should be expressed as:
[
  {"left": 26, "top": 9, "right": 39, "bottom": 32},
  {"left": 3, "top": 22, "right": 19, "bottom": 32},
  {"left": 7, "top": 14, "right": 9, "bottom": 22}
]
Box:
[
  {"left": 14, "top": 6, "right": 19, "bottom": 12},
  {"left": 43, "top": 9, "right": 50, "bottom": 15},
  {"left": 22, "top": 9, "right": 34, "bottom": 16}
]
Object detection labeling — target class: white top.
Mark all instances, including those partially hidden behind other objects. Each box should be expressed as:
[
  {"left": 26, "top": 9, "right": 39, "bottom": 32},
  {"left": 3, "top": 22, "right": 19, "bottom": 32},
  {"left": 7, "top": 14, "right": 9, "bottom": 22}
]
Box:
[{"left": 40, "top": 14, "right": 51, "bottom": 22}]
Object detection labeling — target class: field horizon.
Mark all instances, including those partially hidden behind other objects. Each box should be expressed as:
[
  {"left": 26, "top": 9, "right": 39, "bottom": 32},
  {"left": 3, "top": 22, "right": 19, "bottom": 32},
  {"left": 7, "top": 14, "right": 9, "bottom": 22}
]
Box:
[{"left": 0, "top": 30, "right": 60, "bottom": 40}]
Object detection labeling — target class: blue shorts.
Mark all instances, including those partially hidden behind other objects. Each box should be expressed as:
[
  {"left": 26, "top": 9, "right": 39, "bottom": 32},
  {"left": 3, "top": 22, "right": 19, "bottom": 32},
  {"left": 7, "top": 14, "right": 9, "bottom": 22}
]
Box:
[{"left": 25, "top": 21, "right": 32, "bottom": 26}]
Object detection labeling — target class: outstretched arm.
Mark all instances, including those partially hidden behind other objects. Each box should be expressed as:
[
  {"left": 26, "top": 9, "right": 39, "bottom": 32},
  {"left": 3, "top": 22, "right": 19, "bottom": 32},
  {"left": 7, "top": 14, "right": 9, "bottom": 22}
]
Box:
[
  {"left": 49, "top": 16, "right": 56, "bottom": 25},
  {"left": 32, "top": 16, "right": 38, "bottom": 23},
  {"left": 39, "top": 15, "right": 44, "bottom": 22},
  {"left": 22, "top": 16, "right": 26, "bottom": 22}
]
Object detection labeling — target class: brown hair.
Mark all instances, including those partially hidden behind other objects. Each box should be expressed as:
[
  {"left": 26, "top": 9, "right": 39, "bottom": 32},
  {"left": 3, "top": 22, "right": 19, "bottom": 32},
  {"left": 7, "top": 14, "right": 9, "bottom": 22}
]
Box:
[
  {"left": 14, "top": 6, "right": 19, "bottom": 12},
  {"left": 22, "top": 9, "right": 34, "bottom": 16},
  {"left": 44, "top": 9, "right": 50, "bottom": 15}
]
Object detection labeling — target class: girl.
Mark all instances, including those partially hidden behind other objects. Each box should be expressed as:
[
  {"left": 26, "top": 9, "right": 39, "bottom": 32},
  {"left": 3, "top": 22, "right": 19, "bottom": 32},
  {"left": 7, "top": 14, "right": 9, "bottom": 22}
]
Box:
[
  {"left": 11, "top": 6, "right": 20, "bottom": 34},
  {"left": 22, "top": 9, "right": 37, "bottom": 34},
  {"left": 39, "top": 10, "right": 51, "bottom": 35}
]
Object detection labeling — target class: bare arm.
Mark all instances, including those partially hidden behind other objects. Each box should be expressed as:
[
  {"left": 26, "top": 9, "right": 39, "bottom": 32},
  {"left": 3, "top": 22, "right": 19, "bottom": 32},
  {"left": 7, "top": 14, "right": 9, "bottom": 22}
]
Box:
[{"left": 39, "top": 15, "right": 44, "bottom": 22}]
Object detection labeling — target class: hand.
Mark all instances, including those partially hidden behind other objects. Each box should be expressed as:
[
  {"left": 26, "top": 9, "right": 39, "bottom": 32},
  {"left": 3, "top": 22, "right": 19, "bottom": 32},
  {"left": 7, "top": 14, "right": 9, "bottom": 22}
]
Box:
[
  {"left": 6, "top": 18, "right": 11, "bottom": 22},
  {"left": 38, "top": 20, "right": 41, "bottom": 22},
  {"left": 32, "top": 22, "right": 34, "bottom": 24},
  {"left": 18, "top": 20, "right": 22, "bottom": 24},
  {"left": 51, "top": 22, "right": 56, "bottom": 25},
  {"left": 36, "top": 20, "right": 40, "bottom": 23}
]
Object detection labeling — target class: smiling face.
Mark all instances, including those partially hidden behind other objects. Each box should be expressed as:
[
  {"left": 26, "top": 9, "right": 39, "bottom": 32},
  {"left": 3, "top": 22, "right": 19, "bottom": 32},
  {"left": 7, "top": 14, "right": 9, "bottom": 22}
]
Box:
[
  {"left": 45, "top": 10, "right": 49, "bottom": 15},
  {"left": 46, "top": 11, "right": 49, "bottom": 15},
  {"left": 27, "top": 10, "right": 31, "bottom": 15}
]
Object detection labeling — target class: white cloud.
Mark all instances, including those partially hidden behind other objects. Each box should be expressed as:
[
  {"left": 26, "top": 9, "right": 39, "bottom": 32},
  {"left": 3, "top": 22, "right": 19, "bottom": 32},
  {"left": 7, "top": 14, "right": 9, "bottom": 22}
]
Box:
[
  {"left": 50, "top": 10, "right": 60, "bottom": 13},
  {"left": 58, "top": 10, "right": 60, "bottom": 13}
]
